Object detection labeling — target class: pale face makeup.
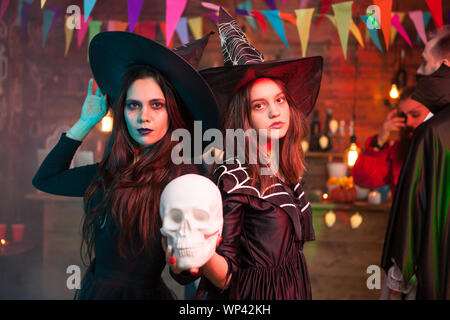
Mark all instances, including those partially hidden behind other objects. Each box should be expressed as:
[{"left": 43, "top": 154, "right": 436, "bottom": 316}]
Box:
[
  {"left": 248, "top": 78, "right": 291, "bottom": 143},
  {"left": 124, "top": 77, "right": 169, "bottom": 147},
  {"left": 398, "top": 97, "right": 430, "bottom": 131}
]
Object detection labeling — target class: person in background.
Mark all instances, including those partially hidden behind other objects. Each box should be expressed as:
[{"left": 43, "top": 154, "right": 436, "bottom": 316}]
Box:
[
  {"left": 351, "top": 86, "right": 431, "bottom": 196},
  {"left": 381, "top": 26, "right": 450, "bottom": 300}
]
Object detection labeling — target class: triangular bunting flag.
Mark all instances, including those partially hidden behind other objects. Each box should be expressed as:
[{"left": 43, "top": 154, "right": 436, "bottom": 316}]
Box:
[
  {"left": 425, "top": 0, "right": 443, "bottom": 30},
  {"left": 390, "top": 12, "right": 405, "bottom": 45},
  {"left": 77, "top": 14, "right": 92, "bottom": 47},
  {"left": 165, "top": 0, "right": 187, "bottom": 46},
  {"left": 391, "top": 13, "right": 412, "bottom": 47},
  {"left": 279, "top": 12, "right": 296, "bottom": 25},
  {"left": 88, "top": 20, "right": 102, "bottom": 60},
  {"left": 107, "top": 20, "right": 128, "bottom": 31},
  {"left": 237, "top": 1, "right": 256, "bottom": 30},
  {"left": 294, "top": 8, "right": 314, "bottom": 57},
  {"left": 205, "top": 12, "right": 219, "bottom": 23},
  {"left": 201, "top": 2, "right": 219, "bottom": 11},
  {"left": 176, "top": 17, "right": 189, "bottom": 45},
  {"left": 332, "top": 1, "right": 353, "bottom": 59},
  {"left": 188, "top": 16, "right": 203, "bottom": 40},
  {"left": 84, "top": 0, "right": 96, "bottom": 22},
  {"left": 127, "top": 0, "right": 144, "bottom": 32},
  {"left": 40, "top": 0, "right": 45, "bottom": 8},
  {"left": 261, "top": 10, "right": 289, "bottom": 48},
  {"left": 0, "top": 0, "right": 10, "bottom": 19},
  {"left": 249, "top": 11, "right": 267, "bottom": 35},
  {"left": 361, "top": 15, "right": 383, "bottom": 52},
  {"left": 64, "top": 15, "right": 74, "bottom": 56},
  {"left": 316, "top": 0, "right": 332, "bottom": 26},
  {"left": 409, "top": 10, "right": 427, "bottom": 45},
  {"left": 324, "top": 13, "right": 364, "bottom": 49},
  {"left": 299, "top": 0, "right": 309, "bottom": 9},
  {"left": 374, "top": 0, "right": 392, "bottom": 51},
  {"left": 19, "top": 0, "right": 33, "bottom": 37},
  {"left": 417, "top": 12, "right": 431, "bottom": 43},
  {"left": 264, "top": 0, "right": 276, "bottom": 10},
  {"left": 160, "top": 21, "right": 173, "bottom": 49},
  {"left": 134, "top": 21, "right": 157, "bottom": 39},
  {"left": 42, "top": 9, "right": 54, "bottom": 47}
]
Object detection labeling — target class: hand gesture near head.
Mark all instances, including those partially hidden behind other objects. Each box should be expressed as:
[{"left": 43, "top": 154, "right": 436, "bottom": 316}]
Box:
[
  {"left": 377, "top": 109, "right": 406, "bottom": 147},
  {"left": 67, "top": 79, "right": 109, "bottom": 141}
]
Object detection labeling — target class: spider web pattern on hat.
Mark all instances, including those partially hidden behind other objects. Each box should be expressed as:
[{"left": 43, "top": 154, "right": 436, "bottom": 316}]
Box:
[{"left": 218, "top": 9, "right": 264, "bottom": 66}]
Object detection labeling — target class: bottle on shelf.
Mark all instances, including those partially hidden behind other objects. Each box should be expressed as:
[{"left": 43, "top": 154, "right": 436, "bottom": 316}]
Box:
[
  {"left": 309, "top": 110, "right": 321, "bottom": 152},
  {"left": 319, "top": 109, "right": 333, "bottom": 152}
]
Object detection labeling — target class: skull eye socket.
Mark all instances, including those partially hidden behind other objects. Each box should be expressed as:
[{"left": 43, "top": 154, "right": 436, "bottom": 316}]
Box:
[
  {"left": 167, "top": 209, "right": 183, "bottom": 224},
  {"left": 193, "top": 209, "right": 209, "bottom": 222}
]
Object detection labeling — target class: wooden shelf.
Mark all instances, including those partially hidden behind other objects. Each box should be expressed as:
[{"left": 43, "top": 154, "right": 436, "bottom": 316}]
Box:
[{"left": 311, "top": 201, "right": 391, "bottom": 212}]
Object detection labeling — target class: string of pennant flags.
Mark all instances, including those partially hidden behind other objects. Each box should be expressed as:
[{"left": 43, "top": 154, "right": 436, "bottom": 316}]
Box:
[{"left": 0, "top": 0, "right": 448, "bottom": 60}]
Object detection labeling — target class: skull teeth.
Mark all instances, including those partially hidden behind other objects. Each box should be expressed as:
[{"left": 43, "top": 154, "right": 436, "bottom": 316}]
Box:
[{"left": 178, "top": 248, "right": 195, "bottom": 257}]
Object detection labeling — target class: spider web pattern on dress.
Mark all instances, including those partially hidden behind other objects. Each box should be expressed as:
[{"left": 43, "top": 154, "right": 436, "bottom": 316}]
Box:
[{"left": 218, "top": 20, "right": 264, "bottom": 66}]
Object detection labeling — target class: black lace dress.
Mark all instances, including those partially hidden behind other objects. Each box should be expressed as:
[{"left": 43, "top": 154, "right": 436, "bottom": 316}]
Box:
[
  {"left": 32, "top": 133, "right": 198, "bottom": 299},
  {"left": 198, "top": 160, "right": 315, "bottom": 300}
]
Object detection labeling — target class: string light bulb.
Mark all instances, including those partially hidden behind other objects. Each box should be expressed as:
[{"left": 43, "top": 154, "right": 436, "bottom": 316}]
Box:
[
  {"left": 324, "top": 210, "right": 336, "bottom": 228},
  {"left": 389, "top": 83, "right": 399, "bottom": 99},
  {"left": 101, "top": 111, "right": 113, "bottom": 132},
  {"left": 350, "top": 212, "right": 363, "bottom": 229},
  {"left": 345, "top": 135, "right": 360, "bottom": 167}
]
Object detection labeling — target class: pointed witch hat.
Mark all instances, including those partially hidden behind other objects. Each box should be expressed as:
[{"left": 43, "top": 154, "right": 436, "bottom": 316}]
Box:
[
  {"left": 89, "top": 31, "right": 220, "bottom": 133},
  {"left": 200, "top": 8, "right": 323, "bottom": 117}
]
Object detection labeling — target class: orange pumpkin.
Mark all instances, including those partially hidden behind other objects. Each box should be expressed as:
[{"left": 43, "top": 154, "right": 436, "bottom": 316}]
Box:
[{"left": 330, "top": 186, "right": 357, "bottom": 203}]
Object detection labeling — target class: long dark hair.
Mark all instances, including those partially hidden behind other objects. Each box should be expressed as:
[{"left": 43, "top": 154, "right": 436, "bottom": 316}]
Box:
[
  {"left": 81, "top": 65, "right": 189, "bottom": 264},
  {"left": 218, "top": 77, "right": 309, "bottom": 192}
]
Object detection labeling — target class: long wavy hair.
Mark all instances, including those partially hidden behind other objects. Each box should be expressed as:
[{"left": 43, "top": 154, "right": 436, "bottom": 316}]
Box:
[
  {"left": 217, "top": 78, "right": 309, "bottom": 192},
  {"left": 81, "top": 65, "right": 191, "bottom": 264}
]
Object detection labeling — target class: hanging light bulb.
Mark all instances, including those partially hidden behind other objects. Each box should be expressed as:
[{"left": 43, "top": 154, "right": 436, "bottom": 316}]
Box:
[
  {"left": 389, "top": 83, "right": 399, "bottom": 99},
  {"left": 345, "top": 135, "right": 360, "bottom": 167},
  {"left": 101, "top": 111, "right": 113, "bottom": 132},
  {"left": 350, "top": 212, "right": 363, "bottom": 229},
  {"left": 324, "top": 210, "right": 336, "bottom": 228}
]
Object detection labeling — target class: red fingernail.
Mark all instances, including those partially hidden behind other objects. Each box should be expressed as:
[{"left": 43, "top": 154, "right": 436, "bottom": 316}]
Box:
[{"left": 170, "top": 257, "right": 175, "bottom": 264}]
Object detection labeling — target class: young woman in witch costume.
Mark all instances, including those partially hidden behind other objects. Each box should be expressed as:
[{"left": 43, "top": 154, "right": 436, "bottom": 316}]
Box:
[
  {"left": 32, "top": 32, "right": 219, "bottom": 300},
  {"left": 168, "top": 8, "right": 323, "bottom": 300}
]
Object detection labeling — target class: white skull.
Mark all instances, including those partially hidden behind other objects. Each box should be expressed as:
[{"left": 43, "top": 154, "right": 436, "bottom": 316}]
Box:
[{"left": 160, "top": 174, "right": 223, "bottom": 269}]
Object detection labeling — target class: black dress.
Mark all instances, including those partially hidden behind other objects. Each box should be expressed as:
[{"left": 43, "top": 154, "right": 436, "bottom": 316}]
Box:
[
  {"left": 32, "top": 133, "right": 198, "bottom": 300},
  {"left": 198, "top": 159, "right": 315, "bottom": 300}
]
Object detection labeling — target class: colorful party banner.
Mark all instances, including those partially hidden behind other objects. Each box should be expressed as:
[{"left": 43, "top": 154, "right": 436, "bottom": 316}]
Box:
[
  {"left": 77, "top": 14, "right": 92, "bottom": 47},
  {"left": 280, "top": 12, "right": 296, "bottom": 25},
  {"left": 84, "top": 0, "right": 96, "bottom": 22},
  {"left": 325, "top": 14, "right": 364, "bottom": 48},
  {"left": 107, "top": 20, "right": 128, "bottom": 31},
  {"left": 127, "top": 0, "right": 144, "bottom": 32},
  {"left": 87, "top": 20, "right": 102, "bottom": 60},
  {"left": 390, "top": 12, "right": 405, "bottom": 45},
  {"left": 409, "top": 10, "right": 427, "bottom": 45},
  {"left": 0, "top": 0, "right": 10, "bottom": 19},
  {"left": 417, "top": 12, "right": 431, "bottom": 43},
  {"left": 374, "top": 0, "right": 392, "bottom": 51},
  {"left": 361, "top": 15, "right": 383, "bottom": 52},
  {"left": 264, "top": 0, "right": 276, "bottom": 10},
  {"left": 295, "top": 8, "right": 314, "bottom": 57},
  {"left": 237, "top": 1, "right": 256, "bottom": 30},
  {"left": 425, "top": 0, "right": 443, "bottom": 29},
  {"left": 176, "top": 17, "right": 189, "bottom": 45},
  {"left": 299, "top": 0, "right": 309, "bottom": 9},
  {"left": 316, "top": 0, "right": 332, "bottom": 26},
  {"left": 261, "top": 10, "right": 289, "bottom": 48},
  {"left": 42, "top": 9, "right": 54, "bottom": 47},
  {"left": 332, "top": 1, "right": 353, "bottom": 59},
  {"left": 391, "top": 13, "right": 412, "bottom": 47},
  {"left": 205, "top": 11, "right": 219, "bottom": 23},
  {"left": 159, "top": 22, "right": 173, "bottom": 49},
  {"left": 134, "top": 21, "right": 156, "bottom": 39},
  {"left": 19, "top": 0, "right": 33, "bottom": 37},
  {"left": 187, "top": 16, "right": 203, "bottom": 40},
  {"left": 249, "top": 10, "right": 267, "bottom": 35},
  {"left": 42, "top": 5, "right": 62, "bottom": 47},
  {"left": 165, "top": 0, "right": 187, "bottom": 46},
  {"left": 64, "top": 15, "right": 74, "bottom": 56},
  {"left": 201, "top": 2, "right": 219, "bottom": 11}
]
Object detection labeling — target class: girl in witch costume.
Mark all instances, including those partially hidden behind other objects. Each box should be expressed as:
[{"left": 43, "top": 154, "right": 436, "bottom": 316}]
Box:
[
  {"left": 32, "top": 32, "right": 219, "bottom": 299},
  {"left": 167, "top": 8, "right": 323, "bottom": 300}
]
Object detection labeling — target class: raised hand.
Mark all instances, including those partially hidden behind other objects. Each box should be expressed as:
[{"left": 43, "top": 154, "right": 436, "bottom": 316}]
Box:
[
  {"left": 66, "top": 79, "right": 109, "bottom": 141},
  {"left": 377, "top": 109, "right": 406, "bottom": 147},
  {"left": 80, "top": 78, "right": 108, "bottom": 127}
]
